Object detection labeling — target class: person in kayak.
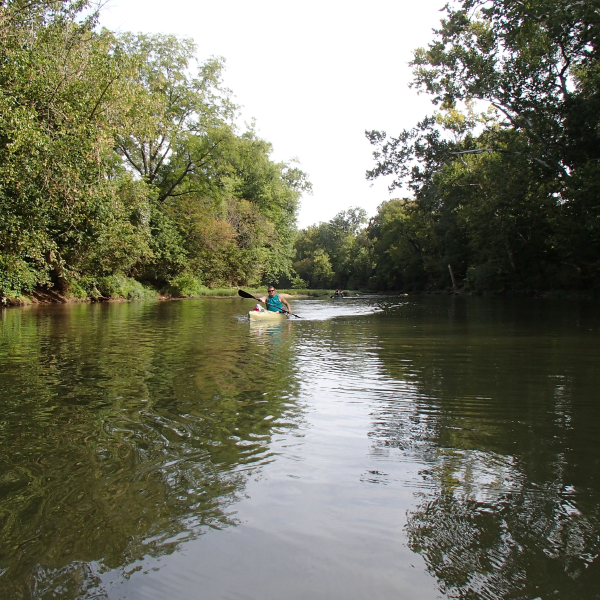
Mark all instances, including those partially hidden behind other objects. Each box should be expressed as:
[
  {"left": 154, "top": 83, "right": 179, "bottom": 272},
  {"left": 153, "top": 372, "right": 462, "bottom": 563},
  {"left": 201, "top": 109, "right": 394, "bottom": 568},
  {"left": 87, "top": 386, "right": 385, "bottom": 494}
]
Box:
[{"left": 258, "top": 286, "right": 292, "bottom": 313}]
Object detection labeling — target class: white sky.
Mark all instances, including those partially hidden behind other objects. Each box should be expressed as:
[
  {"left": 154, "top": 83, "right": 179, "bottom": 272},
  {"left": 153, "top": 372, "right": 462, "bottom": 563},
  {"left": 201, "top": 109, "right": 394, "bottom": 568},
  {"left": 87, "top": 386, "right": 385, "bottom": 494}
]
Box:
[{"left": 100, "top": 0, "right": 446, "bottom": 228}]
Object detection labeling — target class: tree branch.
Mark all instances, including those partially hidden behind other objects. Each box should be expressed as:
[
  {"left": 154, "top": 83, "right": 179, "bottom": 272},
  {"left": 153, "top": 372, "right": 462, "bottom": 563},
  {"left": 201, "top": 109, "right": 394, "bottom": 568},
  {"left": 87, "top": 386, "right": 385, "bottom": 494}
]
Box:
[
  {"left": 89, "top": 74, "right": 119, "bottom": 121},
  {"left": 157, "top": 161, "right": 194, "bottom": 203}
]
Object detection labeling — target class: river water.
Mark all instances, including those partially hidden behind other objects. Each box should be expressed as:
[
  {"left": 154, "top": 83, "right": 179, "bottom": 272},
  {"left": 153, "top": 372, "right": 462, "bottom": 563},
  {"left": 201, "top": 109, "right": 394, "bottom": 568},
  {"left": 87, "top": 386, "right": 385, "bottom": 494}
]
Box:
[{"left": 0, "top": 296, "right": 599, "bottom": 599}]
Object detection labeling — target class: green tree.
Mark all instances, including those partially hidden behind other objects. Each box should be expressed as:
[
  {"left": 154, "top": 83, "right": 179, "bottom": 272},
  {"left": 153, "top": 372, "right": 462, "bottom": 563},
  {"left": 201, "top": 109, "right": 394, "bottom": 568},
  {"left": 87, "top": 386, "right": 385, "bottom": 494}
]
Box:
[
  {"left": 367, "top": 199, "right": 434, "bottom": 290},
  {"left": 116, "top": 34, "right": 235, "bottom": 203},
  {"left": 0, "top": 7, "right": 311, "bottom": 297},
  {"left": 222, "top": 129, "right": 310, "bottom": 283},
  {"left": 115, "top": 36, "right": 310, "bottom": 287},
  {"left": 0, "top": 1, "right": 151, "bottom": 295},
  {"left": 293, "top": 208, "right": 369, "bottom": 288},
  {"left": 367, "top": 0, "right": 600, "bottom": 291}
]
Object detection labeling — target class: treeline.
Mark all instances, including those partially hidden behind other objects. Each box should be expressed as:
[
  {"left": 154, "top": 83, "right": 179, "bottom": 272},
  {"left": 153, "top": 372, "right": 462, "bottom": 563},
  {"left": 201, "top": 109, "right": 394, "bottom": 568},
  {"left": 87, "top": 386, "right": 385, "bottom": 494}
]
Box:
[
  {"left": 363, "top": 0, "right": 600, "bottom": 292},
  {"left": 293, "top": 208, "right": 372, "bottom": 289},
  {"left": 296, "top": 0, "right": 599, "bottom": 293},
  {"left": 4, "top": 1, "right": 598, "bottom": 300},
  {"left": 0, "top": 1, "right": 309, "bottom": 301}
]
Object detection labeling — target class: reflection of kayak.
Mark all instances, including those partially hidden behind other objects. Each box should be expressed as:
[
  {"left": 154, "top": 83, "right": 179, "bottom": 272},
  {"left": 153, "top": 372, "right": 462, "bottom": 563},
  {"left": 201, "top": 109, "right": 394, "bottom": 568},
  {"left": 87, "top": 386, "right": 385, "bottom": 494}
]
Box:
[{"left": 248, "top": 310, "right": 289, "bottom": 321}]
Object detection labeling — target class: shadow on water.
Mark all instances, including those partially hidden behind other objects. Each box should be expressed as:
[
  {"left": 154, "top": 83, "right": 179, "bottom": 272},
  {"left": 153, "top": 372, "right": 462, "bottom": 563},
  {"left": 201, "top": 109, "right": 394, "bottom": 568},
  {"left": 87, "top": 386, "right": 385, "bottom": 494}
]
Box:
[
  {"left": 368, "top": 297, "right": 600, "bottom": 600},
  {"left": 0, "top": 300, "right": 302, "bottom": 599}
]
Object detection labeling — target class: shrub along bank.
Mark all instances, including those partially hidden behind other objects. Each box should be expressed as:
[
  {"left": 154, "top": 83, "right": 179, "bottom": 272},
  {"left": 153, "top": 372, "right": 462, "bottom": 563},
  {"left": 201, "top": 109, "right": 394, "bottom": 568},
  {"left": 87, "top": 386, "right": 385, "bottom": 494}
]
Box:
[{"left": 2, "top": 278, "right": 330, "bottom": 306}]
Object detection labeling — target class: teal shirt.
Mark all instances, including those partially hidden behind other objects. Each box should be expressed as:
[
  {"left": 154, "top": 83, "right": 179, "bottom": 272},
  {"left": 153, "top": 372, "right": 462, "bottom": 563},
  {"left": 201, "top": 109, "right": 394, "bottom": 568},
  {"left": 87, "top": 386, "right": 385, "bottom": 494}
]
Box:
[{"left": 266, "top": 293, "right": 283, "bottom": 312}]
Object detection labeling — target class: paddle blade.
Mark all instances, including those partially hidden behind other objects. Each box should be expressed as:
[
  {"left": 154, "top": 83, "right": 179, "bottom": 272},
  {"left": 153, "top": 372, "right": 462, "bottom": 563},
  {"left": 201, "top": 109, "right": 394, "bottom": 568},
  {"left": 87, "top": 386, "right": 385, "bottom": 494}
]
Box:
[{"left": 238, "top": 289, "right": 257, "bottom": 300}]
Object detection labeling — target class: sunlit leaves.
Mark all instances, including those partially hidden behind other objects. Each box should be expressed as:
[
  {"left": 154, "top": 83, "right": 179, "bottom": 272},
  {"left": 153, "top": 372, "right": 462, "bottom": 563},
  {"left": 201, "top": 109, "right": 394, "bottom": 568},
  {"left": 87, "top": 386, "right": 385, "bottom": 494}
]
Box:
[
  {"left": 0, "top": 3, "right": 310, "bottom": 295},
  {"left": 293, "top": 208, "right": 369, "bottom": 289}
]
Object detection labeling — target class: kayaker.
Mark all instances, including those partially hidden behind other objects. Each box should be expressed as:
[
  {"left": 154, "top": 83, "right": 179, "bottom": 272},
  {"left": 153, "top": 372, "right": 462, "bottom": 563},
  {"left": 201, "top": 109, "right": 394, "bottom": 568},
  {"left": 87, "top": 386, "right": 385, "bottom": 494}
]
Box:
[{"left": 258, "top": 286, "right": 292, "bottom": 313}]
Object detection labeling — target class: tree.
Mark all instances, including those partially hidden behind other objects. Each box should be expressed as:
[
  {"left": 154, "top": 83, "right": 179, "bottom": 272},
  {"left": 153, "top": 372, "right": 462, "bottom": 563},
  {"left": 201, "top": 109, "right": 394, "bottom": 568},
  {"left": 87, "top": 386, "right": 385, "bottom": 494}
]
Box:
[
  {"left": 293, "top": 208, "right": 369, "bottom": 289},
  {"left": 0, "top": 1, "right": 150, "bottom": 295},
  {"left": 221, "top": 128, "right": 310, "bottom": 283},
  {"left": 366, "top": 0, "right": 600, "bottom": 291},
  {"left": 116, "top": 34, "right": 236, "bottom": 204},
  {"left": 116, "top": 37, "right": 310, "bottom": 287}
]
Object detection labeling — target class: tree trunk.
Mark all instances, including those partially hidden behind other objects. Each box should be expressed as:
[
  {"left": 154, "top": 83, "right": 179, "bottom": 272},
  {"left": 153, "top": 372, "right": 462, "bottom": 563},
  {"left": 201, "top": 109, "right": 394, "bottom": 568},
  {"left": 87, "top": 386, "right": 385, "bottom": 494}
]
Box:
[{"left": 448, "top": 264, "right": 458, "bottom": 293}]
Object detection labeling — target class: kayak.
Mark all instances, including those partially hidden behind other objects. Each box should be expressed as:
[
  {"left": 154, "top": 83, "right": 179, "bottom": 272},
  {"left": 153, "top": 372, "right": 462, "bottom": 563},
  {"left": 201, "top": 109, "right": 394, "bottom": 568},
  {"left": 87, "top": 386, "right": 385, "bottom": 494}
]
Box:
[
  {"left": 248, "top": 310, "right": 289, "bottom": 321},
  {"left": 330, "top": 296, "right": 361, "bottom": 299}
]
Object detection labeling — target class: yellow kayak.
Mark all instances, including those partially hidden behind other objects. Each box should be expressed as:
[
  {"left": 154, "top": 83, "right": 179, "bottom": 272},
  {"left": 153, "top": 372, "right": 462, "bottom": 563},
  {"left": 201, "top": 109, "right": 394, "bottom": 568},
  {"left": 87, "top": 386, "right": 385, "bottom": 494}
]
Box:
[{"left": 248, "top": 310, "right": 289, "bottom": 321}]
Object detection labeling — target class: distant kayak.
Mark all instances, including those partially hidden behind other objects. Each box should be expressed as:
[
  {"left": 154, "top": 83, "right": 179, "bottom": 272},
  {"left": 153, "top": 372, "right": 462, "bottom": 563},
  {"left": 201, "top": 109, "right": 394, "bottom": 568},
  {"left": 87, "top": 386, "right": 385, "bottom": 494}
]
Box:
[
  {"left": 330, "top": 295, "right": 361, "bottom": 299},
  {"left": 248, "top": 310, "right": 289, "bottom": 321}
]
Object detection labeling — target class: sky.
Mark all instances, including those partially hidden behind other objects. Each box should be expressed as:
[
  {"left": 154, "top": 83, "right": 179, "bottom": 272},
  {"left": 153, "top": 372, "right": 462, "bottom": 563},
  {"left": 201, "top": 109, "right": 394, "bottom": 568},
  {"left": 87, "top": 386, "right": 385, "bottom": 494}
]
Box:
[{"left": 100, "top": 0, "right": 447, "bottom": 227}]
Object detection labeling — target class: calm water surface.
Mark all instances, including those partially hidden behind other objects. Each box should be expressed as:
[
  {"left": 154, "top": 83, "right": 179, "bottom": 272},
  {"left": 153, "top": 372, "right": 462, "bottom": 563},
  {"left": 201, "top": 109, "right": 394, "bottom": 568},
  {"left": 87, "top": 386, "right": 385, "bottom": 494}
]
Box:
[{"left": 0, "top": 296, "right": 599, "bottom": 599}]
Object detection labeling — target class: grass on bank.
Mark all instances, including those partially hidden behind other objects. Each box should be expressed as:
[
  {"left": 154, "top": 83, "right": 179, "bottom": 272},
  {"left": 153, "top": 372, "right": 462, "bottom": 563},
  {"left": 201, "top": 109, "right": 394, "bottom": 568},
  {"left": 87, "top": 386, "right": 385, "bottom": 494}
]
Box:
[
  {"left": 2, "top": 272, "right": 339, "bottom": 306},
  {"left": 90, "top": 278, "right": 600, "bottom": 302},
  {"left": 162, "top": 273, "right": 328, "bottom": 298},
  {"left": 162, "top": 272, "right": 331, "bottom": 298},
  {"left": 184, "top": 288, "right": 331, "bottom": 297}
]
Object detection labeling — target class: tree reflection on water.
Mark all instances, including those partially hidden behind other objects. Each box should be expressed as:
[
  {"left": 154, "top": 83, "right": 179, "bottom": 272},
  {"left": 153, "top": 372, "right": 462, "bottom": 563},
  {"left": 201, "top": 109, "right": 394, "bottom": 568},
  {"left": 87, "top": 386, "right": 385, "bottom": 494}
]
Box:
[
  {"left": 406, "top": 450, "right": 600, "bottom": 599},
  {"left": 0, "top": 301, "right": 301, "bottom": 599},
  {"left": 370, "top": 299, "right": 600, "bottom": 599}
]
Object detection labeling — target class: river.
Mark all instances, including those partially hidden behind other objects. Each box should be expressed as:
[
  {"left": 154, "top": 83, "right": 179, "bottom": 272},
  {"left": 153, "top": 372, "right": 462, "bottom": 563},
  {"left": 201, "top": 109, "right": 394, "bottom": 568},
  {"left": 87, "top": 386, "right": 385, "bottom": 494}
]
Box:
[{"left": 0, "top": 296, "right": 599, "bottom": 599}]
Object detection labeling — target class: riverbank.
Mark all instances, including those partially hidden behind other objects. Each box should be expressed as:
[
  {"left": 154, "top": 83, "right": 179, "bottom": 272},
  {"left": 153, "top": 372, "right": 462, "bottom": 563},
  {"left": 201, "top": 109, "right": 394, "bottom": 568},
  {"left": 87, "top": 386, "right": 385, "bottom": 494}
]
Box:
[
  {"left": 3, "top": 278, "right": 597, "bottom": 308},
  {"left": 1, "top": 278, "right": 332, "bottom": 307}
]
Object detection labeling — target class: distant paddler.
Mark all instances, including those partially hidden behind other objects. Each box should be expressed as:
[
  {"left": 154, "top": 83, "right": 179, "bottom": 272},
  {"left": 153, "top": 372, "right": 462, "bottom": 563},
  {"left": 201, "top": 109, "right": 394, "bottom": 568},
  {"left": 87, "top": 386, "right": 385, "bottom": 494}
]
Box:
[{"left": 258, "top": 286, "right": 292, "bottom": 313}]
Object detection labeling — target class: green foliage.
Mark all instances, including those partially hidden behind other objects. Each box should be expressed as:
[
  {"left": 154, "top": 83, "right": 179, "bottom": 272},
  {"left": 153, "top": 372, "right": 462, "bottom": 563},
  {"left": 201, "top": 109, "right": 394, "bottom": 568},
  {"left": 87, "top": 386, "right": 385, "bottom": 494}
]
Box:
[
  {"left": 116, "top": 33, "right": 235, "bottom": 198},
  {"left": 0, "top": 254, "right": 43, "bottom": 298},
  {"left": 95, "top": 275, "right": 157, "bottom": 300},
  {"left": 294, "top": 248, "right": 335, "bottom": 289},
  {"left": 166, "top": 273, "right": 206, "bottom": 297},
  {"left": 139, "top": 204, "right": 188, "bottom": 285},
  {"left": 65, "top": 278, "right": 89, "bottom": 300},
  {"left": 0, "top": 4, "right": 310, "bottom": 298},
  {"left": 293, "top": 208, "right": 369, "bottom": 289},
  {"left": 73, "top": 175, "right": 155, "bottom": 278},
  {"left": 366, "top": 200, "right": 431, "bottom": 291},
  {"left": 289, "top": 274, "right": 307, "bottom": 289},
  {"left": 365, "top": 0, "right": 600, "bottom": 292},
  {"left": 0, "top": 1, "right": 147, "bottom": 291}
]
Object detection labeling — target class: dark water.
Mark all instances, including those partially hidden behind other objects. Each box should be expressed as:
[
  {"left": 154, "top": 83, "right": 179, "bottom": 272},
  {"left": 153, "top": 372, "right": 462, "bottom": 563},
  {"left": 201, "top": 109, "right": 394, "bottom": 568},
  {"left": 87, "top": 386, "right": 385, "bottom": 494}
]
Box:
[{"left": 0, "top": 297, "right": 599, "bottom": 600}]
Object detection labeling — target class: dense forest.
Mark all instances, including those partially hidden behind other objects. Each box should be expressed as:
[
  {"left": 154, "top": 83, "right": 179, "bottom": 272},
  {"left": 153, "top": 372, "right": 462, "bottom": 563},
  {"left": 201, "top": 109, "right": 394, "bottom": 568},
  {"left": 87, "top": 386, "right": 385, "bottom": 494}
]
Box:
[
  {"left": 1, "top": 0, "right": 599, "bottom": 301},
  {"left": 296, "top": 0, "right": 600, "bottom": 293},
  {"left": 0, "top": 0, "right": 310, "bottom": 301},
  {"left": 365, "top": 0, "right": 600, "bottom": 293}
]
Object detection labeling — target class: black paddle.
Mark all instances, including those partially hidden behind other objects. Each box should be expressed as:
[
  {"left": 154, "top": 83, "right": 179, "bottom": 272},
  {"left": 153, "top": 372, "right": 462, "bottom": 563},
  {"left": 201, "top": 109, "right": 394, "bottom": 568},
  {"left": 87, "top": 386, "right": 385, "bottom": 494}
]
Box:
[{"left": 238, "top": 289, "right": 302, "bottom": 318}]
